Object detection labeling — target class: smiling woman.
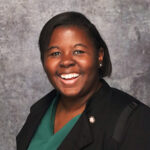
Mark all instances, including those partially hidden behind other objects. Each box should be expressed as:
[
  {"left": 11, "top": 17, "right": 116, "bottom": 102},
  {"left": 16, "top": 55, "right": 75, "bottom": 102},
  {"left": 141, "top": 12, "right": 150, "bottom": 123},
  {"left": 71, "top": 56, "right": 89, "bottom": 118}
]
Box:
[
  {"left": 44, "top": 26, "right": 102, "bottom": 100},
  {"left": 16, "top": 12, "right": 150, "bottom": 150}
]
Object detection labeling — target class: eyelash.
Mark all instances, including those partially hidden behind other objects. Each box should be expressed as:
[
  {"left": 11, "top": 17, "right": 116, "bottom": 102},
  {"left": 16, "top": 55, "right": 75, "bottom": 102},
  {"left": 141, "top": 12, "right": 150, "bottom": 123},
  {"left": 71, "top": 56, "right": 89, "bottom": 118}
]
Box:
[
  {"left": 73, "top": 50, "right": 85, "bottom": 55},
  {"left": 49, "top": 52, "right": 61, "bottom": 56},
  {"left": 49, "top": 50, "right": 85, "bottom": 57}
]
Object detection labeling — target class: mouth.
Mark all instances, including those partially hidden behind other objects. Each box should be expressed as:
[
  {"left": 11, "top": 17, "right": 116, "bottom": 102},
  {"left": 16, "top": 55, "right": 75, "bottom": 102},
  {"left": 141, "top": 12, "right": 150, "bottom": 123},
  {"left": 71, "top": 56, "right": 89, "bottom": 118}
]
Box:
[
  {"left": 58, "top": 73, "right": 80, "bottom": 85},
  {"left": 60, "top": 73, "right": 79, "bottom": 79}
]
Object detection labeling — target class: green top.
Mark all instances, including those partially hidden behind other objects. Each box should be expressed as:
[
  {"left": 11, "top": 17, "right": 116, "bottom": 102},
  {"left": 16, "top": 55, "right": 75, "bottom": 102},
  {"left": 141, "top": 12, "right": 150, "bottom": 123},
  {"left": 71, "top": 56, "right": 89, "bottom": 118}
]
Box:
[{"left": 28, "top": 95, "right": 81, "bottom": 150}]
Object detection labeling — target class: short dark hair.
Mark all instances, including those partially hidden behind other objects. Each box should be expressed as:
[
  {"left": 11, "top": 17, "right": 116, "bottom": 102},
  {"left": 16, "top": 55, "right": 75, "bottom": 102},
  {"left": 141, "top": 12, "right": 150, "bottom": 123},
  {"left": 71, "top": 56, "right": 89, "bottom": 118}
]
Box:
[{"left": 39, "top": 11, "right": 112, "bottom": 77}]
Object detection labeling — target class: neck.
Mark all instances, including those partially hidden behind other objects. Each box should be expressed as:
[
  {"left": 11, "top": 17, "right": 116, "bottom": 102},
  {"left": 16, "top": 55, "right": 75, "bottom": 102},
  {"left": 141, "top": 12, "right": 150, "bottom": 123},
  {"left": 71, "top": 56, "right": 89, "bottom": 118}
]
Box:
[{"left": 57, "top": 80, "right": 102, "bottom": 113}]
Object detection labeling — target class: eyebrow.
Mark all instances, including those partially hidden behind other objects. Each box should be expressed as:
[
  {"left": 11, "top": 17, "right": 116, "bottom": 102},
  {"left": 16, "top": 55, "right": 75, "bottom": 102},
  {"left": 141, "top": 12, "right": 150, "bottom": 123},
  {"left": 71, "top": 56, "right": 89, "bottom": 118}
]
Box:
[
  {"left": 47, "top": 43, "right": 88, "bottom": 51},
  {"left": 74, "top": 43, "right": 88, "bottom": 48},
  {"left": 47, "top": 46, "right": 59, "bottom": 51}
]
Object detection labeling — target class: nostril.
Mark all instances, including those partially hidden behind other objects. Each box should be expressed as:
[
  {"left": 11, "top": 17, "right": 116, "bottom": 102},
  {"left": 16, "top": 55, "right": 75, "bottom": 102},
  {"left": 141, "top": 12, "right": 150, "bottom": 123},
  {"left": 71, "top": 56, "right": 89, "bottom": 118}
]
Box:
[{"left": 60, "top": 60, "right": 75, "bottom": 68}]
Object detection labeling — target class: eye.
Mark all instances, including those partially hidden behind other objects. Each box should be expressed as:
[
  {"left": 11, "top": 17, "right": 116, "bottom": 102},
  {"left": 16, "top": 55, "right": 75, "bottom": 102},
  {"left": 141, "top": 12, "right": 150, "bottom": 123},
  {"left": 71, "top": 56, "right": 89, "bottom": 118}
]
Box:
[
  {"left": 49, "top": 51, "right": 61, "bottom": 56},
  {"left": 73, "top": 50, "right": 85, "bottom": 55}
]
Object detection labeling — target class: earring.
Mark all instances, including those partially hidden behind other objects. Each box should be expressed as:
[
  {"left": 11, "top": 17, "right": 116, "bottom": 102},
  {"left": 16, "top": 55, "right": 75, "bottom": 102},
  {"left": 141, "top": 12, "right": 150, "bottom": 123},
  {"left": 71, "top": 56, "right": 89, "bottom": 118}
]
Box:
[{"left": 99, "top": 62, "right": 103, "bottom": 67}]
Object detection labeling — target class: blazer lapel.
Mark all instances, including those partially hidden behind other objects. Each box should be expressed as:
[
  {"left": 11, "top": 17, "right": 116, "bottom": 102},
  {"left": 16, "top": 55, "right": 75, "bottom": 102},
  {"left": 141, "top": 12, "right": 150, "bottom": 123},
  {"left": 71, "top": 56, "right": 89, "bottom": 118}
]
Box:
[
  {"left": 16, "top": 90, "right": 57, "bottom": 150},
  {"left": 58, "top": 113, "right": 93, "bottom": 150}
]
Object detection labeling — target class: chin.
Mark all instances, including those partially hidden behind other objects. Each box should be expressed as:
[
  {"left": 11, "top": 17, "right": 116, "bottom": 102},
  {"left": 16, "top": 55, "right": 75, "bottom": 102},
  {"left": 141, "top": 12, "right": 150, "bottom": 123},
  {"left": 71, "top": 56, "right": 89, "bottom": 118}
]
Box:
[{"left": 59, "top": 88, "right": 81, "bottom": 98}]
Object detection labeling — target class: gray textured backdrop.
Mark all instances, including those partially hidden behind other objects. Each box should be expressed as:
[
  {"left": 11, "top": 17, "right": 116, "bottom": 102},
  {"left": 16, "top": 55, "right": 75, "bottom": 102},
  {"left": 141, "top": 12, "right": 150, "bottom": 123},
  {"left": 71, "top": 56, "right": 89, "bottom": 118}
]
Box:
[{"left": 0, "top": 0, "right": 150, "bottom": 149}]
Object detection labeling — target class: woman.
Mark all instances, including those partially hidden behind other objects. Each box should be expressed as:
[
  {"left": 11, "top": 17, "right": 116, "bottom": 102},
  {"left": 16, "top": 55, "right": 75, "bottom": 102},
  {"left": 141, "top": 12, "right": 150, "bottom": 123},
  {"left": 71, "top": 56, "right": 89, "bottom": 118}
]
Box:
[{"left": 16, "top": 12, "right": 150, "bottom": 150}]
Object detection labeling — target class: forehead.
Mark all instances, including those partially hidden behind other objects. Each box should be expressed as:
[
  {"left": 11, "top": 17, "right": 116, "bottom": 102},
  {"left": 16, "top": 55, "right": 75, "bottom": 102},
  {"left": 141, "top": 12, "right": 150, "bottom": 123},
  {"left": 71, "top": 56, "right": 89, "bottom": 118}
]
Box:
[
  {"left": 49, "top": 25, "right": 95, "bottom": 46},
  {"left": 51, "top": 25, "right": 88, "bottom": 37}
]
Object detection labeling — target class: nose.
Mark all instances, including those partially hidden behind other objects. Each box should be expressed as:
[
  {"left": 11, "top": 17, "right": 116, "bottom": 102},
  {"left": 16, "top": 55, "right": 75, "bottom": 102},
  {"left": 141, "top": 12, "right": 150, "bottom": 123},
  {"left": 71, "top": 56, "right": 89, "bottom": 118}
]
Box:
[{"left": 59, "top": 53, "right": 75, "bottom": 68}]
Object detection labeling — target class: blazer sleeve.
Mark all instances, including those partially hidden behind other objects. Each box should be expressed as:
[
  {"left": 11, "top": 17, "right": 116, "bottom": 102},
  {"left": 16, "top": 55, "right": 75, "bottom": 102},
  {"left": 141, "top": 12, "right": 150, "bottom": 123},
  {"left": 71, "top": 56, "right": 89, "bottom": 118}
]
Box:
[{"left": 120, "top": 104, "right": 150, "bottom": 150}]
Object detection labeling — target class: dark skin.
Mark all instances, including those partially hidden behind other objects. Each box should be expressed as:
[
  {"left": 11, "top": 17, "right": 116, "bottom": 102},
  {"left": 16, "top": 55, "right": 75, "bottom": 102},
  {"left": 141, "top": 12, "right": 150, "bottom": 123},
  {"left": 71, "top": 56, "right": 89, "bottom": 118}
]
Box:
[{"left": 43, "top": 26, "right": 104, "bottom": 133}]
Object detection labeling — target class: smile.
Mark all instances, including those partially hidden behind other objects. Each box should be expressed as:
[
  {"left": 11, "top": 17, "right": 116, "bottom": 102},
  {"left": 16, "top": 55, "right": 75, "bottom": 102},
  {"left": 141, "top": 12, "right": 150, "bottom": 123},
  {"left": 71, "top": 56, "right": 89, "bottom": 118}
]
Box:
[
  {"left": 58, "top": 73, "right": 80, "bottom": 85},
  {"left": 60, "top": 73, "right": 80, "bottom": 80}
]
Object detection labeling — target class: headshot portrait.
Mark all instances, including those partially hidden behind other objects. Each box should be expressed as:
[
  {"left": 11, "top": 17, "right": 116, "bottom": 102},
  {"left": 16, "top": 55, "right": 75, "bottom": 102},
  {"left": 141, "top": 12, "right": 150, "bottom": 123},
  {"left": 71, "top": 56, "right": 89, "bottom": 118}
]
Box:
[{"left": 0, "top": 1, "right": 150, "bottom": 150}]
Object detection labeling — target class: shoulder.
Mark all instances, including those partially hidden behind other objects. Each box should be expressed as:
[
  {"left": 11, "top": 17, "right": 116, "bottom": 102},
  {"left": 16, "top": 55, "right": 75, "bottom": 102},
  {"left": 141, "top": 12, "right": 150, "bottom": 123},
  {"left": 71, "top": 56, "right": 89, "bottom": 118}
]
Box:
[
  {"left": 109, "top": 87, "right": 150, "bottom": 136},
  {"left": 112, "top": 89, "right": 150, "bottom": 149},
  {"left": 16, "top": 90, "right": 57, "bottom": 142},
  {"left": 97, "top": 79, "right": 150, "bottom": 129},
  {"left": 100, "top": 83, "right": 150, "bottom": 149},
  {"left": 90, "top": 79, "right": 150, "bottom": 116},
  {"left": 110, "top": 87, "right": 150, "bottom": 112},
  {"left": 111, "top": 87, "right": 140, "bottom": 104}
]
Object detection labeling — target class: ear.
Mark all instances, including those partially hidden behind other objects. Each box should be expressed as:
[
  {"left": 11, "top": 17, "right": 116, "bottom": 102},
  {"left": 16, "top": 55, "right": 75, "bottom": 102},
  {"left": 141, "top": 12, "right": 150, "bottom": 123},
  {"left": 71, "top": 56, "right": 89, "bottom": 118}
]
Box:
[{"left": 98, "top": 47, "right": 104, "bottom": 62}]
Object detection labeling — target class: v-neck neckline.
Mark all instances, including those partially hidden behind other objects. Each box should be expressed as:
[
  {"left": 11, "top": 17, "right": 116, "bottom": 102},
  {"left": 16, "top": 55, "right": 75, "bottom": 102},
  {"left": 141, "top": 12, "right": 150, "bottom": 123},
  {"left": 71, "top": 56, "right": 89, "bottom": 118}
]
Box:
[{"left": 50, "top": 96, "right": 81, "bottom": 136}]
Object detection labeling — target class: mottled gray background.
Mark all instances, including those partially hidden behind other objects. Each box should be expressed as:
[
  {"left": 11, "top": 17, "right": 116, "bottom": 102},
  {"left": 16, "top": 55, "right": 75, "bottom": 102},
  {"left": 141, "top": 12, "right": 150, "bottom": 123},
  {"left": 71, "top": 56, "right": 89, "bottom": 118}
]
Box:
[{"left": 0, "top": 0, "right": 150, "bottom": 149}]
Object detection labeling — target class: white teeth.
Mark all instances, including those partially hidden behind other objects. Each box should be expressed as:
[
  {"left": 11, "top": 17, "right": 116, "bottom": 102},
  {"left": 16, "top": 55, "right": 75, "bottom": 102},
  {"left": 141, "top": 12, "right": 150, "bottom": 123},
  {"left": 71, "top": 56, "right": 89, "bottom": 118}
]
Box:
[{"left": 60, "top": 73, "right": 79, "bottom": 79}]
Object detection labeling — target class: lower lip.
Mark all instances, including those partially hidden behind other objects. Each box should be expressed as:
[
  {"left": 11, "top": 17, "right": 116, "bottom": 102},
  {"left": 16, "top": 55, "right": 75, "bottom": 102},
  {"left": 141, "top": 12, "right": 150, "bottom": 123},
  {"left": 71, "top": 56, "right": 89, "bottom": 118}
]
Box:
[{"left": 58, "top": 76, "right": 80, "bottom": 85}]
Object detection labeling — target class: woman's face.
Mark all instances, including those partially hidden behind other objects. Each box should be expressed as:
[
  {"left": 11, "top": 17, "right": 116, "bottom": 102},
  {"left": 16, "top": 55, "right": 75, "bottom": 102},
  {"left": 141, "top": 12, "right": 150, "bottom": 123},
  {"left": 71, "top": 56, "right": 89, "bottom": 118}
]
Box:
[{"left": 44, "top": 26, "right": 103, "bottom": 98}]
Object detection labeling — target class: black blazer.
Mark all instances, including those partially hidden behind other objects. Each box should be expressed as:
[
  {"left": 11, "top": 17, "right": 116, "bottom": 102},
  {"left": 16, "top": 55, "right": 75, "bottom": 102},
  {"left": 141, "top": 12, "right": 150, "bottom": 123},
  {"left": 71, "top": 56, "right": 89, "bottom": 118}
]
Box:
[{"left": 16, "top": 80, "right": 150, "bottom": 150}]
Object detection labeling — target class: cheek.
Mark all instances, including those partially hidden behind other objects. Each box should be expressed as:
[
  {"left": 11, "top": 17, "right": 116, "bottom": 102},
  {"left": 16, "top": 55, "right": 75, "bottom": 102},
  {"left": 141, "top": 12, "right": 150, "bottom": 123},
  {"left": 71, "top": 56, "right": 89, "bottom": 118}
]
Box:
[
  {"left": 43, "top": 59, "right": 58, "bottom": 75},
  {"left": 78, "top": 56, "right": 98, "bottom": 72}
]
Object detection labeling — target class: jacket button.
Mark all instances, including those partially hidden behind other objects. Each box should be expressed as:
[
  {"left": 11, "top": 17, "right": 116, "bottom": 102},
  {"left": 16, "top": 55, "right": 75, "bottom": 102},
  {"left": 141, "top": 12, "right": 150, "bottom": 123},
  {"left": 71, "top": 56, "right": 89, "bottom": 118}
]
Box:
[{"left": 89, "top": 116, "right": 95, "bottom": 123}]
